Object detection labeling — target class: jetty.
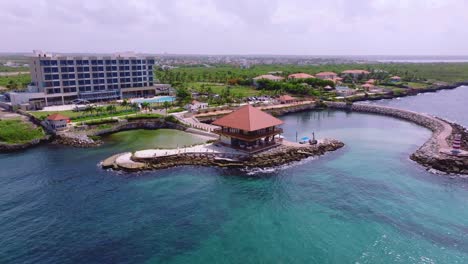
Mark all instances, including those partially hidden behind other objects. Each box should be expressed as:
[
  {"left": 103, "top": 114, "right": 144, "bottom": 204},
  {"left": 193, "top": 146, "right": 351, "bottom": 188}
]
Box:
[{"left": 327, "top": 102, "right": 468, "bottom": 174}]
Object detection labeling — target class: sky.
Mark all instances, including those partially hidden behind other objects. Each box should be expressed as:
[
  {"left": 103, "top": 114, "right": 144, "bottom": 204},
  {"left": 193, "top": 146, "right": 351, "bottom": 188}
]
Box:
[{"left": 1, "top": 0, "right": 467, "bottom": 55}]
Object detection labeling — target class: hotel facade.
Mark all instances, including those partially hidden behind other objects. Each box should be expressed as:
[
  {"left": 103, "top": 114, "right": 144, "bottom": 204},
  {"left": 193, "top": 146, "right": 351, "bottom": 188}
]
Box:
[{"left": 10, "top": 51, "right": 172, "bottom": 109}]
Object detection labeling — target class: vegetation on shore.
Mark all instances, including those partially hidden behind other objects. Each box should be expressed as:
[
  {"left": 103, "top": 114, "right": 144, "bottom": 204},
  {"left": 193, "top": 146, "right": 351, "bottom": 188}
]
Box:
[
  {"left": 0, "top": 74, "right": 31, "bottom": 90},
  {"left": 29, "top": 104, "right": 138, "bottom": 122},
  {"left": 156, "top": 63, "right": 468, "bottom": 84},
  {"left": 0, "top": 119, "right": 44, "bottom": 144}
]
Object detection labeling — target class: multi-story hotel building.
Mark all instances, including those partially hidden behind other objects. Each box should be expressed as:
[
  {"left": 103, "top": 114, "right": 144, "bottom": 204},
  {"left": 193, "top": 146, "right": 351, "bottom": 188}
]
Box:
[{"left": 9, "top": 51, "right": 172, "bottom": 108}]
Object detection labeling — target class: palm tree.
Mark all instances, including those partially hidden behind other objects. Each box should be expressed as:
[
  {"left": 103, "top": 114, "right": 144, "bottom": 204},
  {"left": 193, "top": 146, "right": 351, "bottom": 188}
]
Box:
[
  {"left": 162, "top": 101, "right": 171, "bottom": 116},
  {"left": 120, "top": 99, "right": 129, "bottom": 111},
  {"left": 106, "top": 105, "right": 116, "bottom": 114},
  {"left": 141, "top": 102, "right": 150, "bottom": 112}
]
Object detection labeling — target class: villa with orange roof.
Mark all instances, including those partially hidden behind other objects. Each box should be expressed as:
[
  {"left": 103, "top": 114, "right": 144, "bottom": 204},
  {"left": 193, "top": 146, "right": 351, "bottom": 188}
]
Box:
[
  {"left": 252, "top": 74, "right": 285, "bottom": 86},
  {"left": 341, "top": 70, "right": 370, "bottom": 78},
  {"left": 288, "top": 73, "right": 315, "bottom": 79},
  {"left": 45, "top": 113, "right": 70, "bottom": 132},
  {"left": 213, "top": 105, "right": 283, "bottom": 152},
  {"left": 315, "top": 72, "right": 338, "bottom": 80},
  {"left": 390, "top": 76, "right": 402, "bottom": 83}
]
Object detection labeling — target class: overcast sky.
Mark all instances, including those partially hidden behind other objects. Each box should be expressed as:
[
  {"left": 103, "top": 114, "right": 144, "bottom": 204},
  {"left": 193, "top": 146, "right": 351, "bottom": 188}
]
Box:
[{"left": 1, "top": 0, "right": 467, "bottom": 55}]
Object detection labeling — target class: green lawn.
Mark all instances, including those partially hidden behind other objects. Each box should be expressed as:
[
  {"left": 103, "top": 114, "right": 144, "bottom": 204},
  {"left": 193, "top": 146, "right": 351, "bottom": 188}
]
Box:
[
  {"left": 406, "top": 82, "right": 430, "bottom": 89},
  {"left": 29, "top": 106, "right": 138, "bottom": 122},
  {"left": 0, "top": 74, "right": 31, "bottom": 90},
  {"left": 187, "top": 82, "right": 261, "bottom": 97},
  {"left": 0, "top": 119, "right": 44, "bottom": 144}
]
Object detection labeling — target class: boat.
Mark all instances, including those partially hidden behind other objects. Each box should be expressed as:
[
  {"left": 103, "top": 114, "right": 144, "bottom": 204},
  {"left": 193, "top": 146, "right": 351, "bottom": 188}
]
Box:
[{"left": 299, "top": 137, "right": 310, "bottom": 144}]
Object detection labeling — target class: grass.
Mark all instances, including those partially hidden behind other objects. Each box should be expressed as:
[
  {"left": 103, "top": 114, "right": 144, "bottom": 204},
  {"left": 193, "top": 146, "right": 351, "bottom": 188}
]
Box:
[
  {"left": 126, "top": 113, "right": 164, "bottom": 121},
  {"left": 188, "top": 82, "right": 261, "bottom": 97},
  {"left": 0, "top": 119, "right": 44, "bottom": 144},
  {"left": 167, "top": 107, "right": 185, "bottom": 113},
  {"left": 29, "top": 106, "right": 138, "bottom": 122},
  {"left": 0, "top": 74, "right": 31, "bottom": 90}
]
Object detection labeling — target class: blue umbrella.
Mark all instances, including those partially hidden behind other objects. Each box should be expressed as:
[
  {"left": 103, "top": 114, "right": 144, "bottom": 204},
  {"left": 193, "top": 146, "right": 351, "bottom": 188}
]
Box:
[{"left": 300, "top": 137, "right": 310, "bottom": 141}]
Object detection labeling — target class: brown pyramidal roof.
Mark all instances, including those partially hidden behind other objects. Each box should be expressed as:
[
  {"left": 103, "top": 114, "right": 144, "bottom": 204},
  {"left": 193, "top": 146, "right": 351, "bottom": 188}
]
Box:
[
  {"left": 213, "top": 105, "right": 283, "bottom": 132},
  {"left": 47, "top": 113, "right": 70, "bottom": 121}
]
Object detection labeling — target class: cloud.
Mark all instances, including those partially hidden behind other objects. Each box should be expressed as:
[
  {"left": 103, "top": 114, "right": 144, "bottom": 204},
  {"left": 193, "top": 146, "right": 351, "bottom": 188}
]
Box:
[{"left": 0, "top": 0, "right": 466, "bottom": 55}]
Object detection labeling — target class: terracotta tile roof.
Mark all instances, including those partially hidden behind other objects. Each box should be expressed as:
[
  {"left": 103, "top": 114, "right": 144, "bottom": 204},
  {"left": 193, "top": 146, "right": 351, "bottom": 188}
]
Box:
[
  {"left": 288, "top": 73, "right": 314, "bottom": 79},
  {"left": 253, "top": 74, "right": 285, "bottom": 81},
  {"left": 212, "top": 105, "right": 283, "bottom": 132},
  {"left": 390, "top": 76, "right": 401, "bottom": 79},
  {"left": 47, "top": 113, "right": 70, "bottom": 121},
  {"left": 342, "top": 70, "right": 371, "bottom": 74},
  {"left": 315, "top": 72, "right": 338, "bottom": 77}
]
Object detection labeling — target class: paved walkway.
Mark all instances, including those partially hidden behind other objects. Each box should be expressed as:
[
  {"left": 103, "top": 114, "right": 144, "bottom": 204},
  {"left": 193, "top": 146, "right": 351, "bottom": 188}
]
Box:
[{"left": 134, "top": 143, "right": 243, "bottom": 159}]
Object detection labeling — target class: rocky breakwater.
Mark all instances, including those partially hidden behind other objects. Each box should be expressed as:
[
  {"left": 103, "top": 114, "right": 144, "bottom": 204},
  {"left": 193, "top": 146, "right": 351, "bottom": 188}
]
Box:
[
  {"left": 52, "top": 133, "right": 101, "bottom": 147},
  {"left": 101, "top": 139, "right": 344, "bottom": 172},
  {"left": 327, "top": 102, "right": 468, "bottom": 175}
]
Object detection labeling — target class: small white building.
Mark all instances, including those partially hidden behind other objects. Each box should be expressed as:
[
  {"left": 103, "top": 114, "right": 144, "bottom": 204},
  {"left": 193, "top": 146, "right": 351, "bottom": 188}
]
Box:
[
  {"left": 185, "top": 100, "right": 208, "bottom": 113},
  {"left": 45, "top": 113, "right": 70, "bottom": 132}
]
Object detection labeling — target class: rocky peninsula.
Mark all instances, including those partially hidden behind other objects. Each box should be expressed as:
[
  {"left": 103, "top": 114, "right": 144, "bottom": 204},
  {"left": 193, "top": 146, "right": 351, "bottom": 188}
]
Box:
[{"left": 101, "top": 139, "right": 344, "bottom": 172}]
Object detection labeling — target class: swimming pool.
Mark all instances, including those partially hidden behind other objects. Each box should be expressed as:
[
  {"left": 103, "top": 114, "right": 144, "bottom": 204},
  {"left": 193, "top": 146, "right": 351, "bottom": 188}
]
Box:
[{"left": 132, "top": 96, "right": 175, "bottom": 104}]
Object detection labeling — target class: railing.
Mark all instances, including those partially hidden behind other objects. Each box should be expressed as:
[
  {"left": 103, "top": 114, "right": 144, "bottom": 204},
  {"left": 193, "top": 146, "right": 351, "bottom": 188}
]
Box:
[{"left": 213, "top": 128, "right": 283, "bottom": 141}]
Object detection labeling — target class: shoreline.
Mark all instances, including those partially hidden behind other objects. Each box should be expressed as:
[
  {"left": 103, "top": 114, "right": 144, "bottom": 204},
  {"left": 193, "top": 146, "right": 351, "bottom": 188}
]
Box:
[
  {"left": 102, "top": 139, "right": 345, "bottom": 172},
  {"left": 326, "top": 102, "right": 468, "bottom": 175}
]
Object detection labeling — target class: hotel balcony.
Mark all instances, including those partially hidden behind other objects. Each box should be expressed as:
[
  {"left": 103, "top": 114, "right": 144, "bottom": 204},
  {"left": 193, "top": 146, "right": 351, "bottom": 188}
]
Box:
[{"left": 213, "top": 127, "right": 283, "bottom": 142}]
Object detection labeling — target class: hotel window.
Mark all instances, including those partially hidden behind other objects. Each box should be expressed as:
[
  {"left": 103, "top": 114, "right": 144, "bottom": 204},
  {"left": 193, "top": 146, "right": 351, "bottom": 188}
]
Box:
[
  {"left": 111, "top": 60, "right": 117, "bottom": 64},
  {"left": 44, "top": 67, "right": 52, "bottom": 73},
  {"left": 50, "top": 60, "right": 58, "bottom": 66},
  {"left": 92, "top": 73, "right": 99, "bottom": 78},
  {"left": 67, "top": 60, "right": 74, "bottom": 65},
  {"left": 60, "top": 60, "right": 67, "bottom": 65},
  {"left": 40, "top": 60, "right": 50, "bottom": 66},
  {"left": 68, "top": 67, "right": 74, "bottom": 72},
  {"left": 91, "top": 60, "right": 98, "bottom": 65},
  {"left": 61, "top": 67, "right": 68, "bottom": 72},
  {"left": 53, "top": 81, "right": 60, "bottom": 86},
  {"left": 105, "top": 60, "right": 112, "bottom": 65},
  {"left": 97, "top": 60, "right": 103, "bottom": 65}
]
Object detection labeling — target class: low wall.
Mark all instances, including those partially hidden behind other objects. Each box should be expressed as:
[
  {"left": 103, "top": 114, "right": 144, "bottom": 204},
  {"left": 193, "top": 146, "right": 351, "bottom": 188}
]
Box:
[
  {"left": 104, "top": 139, "right": 345, "bottom": 172},
  {"left": 326, "top": 102, "right": 468, "bottom": 175},
  {"left": 0, "top": 138, "right": 47, "bottom": 152}
]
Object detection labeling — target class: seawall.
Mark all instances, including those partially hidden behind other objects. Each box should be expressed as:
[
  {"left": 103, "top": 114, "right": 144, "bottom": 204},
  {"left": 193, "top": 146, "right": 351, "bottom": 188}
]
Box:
[
  {"left": 102, "top": 139, "right": 345, "bottom": 172},
  {"left": 326, "top": 102, "right": 468, "bottom": 175}
]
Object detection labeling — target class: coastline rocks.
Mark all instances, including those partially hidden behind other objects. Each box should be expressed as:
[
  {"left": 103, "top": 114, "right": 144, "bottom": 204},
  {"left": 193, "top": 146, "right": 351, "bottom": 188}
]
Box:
[
  {"left": 0, "top": 137, "right": 48, "bottom": 152},
  {"left": 52, "top": 133, "right": 101, "bottom": 148},
  {"left": 103, "top": 139, "right": 344, "bottom": 172}
]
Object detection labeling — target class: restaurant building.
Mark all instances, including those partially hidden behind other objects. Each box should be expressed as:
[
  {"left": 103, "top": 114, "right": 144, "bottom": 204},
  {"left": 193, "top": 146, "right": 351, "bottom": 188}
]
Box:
[{"left": 212, "top": 105, "right": 283, "bottom": 151}]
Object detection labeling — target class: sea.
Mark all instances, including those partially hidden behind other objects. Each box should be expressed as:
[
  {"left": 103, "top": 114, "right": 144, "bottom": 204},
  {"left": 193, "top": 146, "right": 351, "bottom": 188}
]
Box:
[{"left": 0, "top": 86, "right": 467, "bottom": 264}]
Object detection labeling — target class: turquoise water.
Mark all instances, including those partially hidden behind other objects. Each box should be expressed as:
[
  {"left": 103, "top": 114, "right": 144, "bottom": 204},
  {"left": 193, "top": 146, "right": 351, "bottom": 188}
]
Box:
[
  {"left": 372, "top": 85, "right": 468, "bottom": 126},
  {"left": 1, "top": 87, "right": 468, "bottom": 263},
  {"left": 132, "top": 96, "right": 175, "bottom": 104}
]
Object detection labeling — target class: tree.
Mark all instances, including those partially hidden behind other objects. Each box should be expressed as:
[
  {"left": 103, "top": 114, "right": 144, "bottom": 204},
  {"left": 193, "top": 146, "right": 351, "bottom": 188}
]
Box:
[
  {"left": 141, "top": 102, "right": 150, "bottom": 111},
  {"left": 175, "top": 87, "right": 191, "bottom": 103},
  {"left": 162, "top": 101, "right": 171, "bottom": 116},
  {"left": 106, "top": 105, "right": 116, "bottom": 114},
  {"left": 120, "top": 99, "right": 129, "bottom": 111}
]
